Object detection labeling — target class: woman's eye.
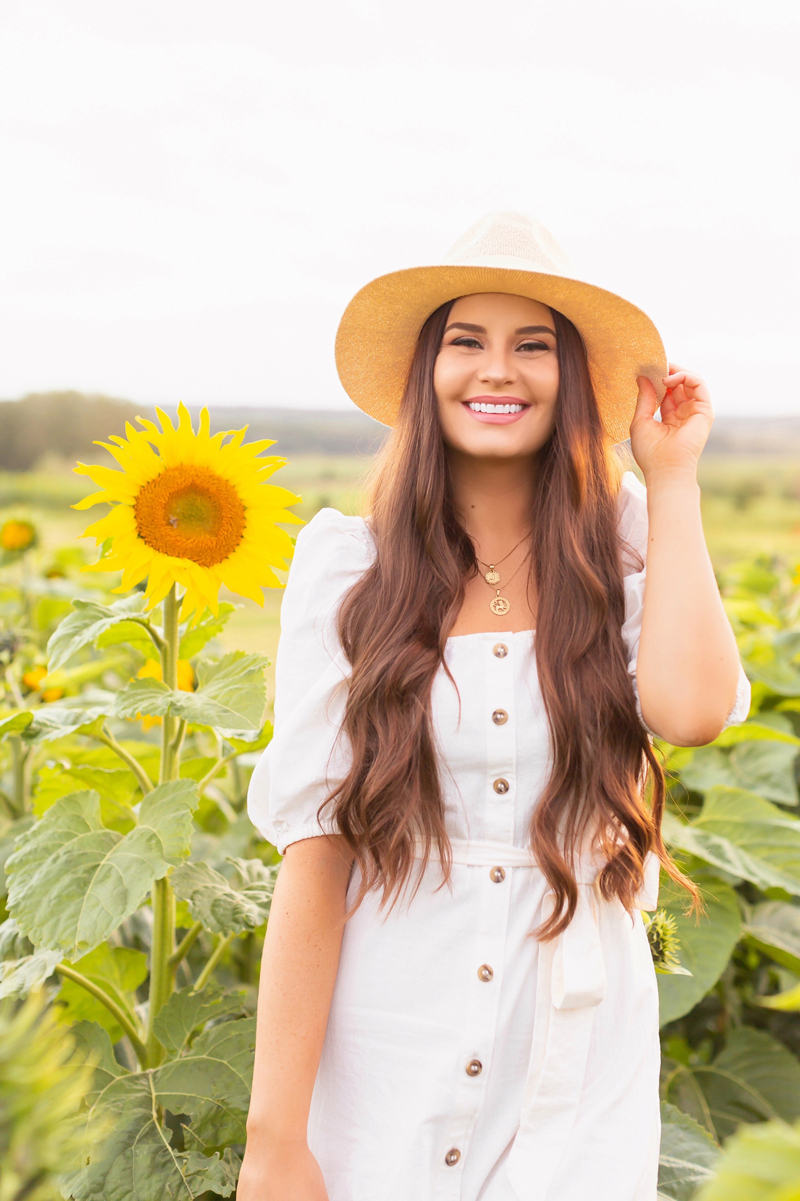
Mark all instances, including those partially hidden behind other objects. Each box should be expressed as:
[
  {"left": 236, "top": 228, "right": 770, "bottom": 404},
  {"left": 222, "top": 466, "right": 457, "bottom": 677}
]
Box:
[
  {"left": 517, "top": 340, "right": 549, "bottom": 353},
  {"left": 451, "top": 336, "right": 483, "bottom": 349}
]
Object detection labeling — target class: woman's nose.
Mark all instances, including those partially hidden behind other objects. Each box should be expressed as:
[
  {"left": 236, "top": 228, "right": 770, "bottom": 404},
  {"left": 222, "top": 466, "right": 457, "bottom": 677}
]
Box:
[{"left": 477, "top": 352, "right": 516, "bottom": 387}]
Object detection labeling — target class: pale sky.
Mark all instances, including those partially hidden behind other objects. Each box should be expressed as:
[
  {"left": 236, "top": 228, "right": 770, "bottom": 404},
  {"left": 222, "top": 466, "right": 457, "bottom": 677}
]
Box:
[{"left": 1, "top": 0, "right": 798, "bottom": 417}]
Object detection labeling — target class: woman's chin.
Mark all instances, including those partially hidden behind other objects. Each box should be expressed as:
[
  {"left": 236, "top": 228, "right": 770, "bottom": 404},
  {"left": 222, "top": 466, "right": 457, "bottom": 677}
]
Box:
[{"left": 445, "top": 421, "right": 550, "bottom": 461}]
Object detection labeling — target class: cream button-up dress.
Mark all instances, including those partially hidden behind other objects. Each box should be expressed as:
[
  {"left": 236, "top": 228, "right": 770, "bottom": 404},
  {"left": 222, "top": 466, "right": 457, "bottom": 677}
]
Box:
[{"left": 247, "top": 472, "right": 750, "bottom": 1201}]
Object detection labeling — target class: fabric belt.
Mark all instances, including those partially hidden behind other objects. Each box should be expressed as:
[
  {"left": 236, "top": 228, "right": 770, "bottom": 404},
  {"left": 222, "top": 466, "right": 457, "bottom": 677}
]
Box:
[{"left": 413, "top": 836, "right": 660, "bottom": 1200}]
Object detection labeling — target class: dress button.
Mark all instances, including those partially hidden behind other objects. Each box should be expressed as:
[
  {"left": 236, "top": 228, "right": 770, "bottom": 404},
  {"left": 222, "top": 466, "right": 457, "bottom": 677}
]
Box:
[
  {"left": 466, "top": 1058, "right": 483, "bottom": 1076},
  {"left": 493, "top": 643, "right": 508, "bottom": 658},
  {"left": 492, "top": 709, "right": 508, "bottom": 725},
  {"left": 477, "top": 963, "right": 494, "bottom": 982},
  {"left": 445, "top": 1148, "right": 461, "bottom": 1166},
  {"left": 490, "top": 865, "right": 506, "bottom": 883},
  {"left": 493, "top": 778, "right": 510, "bottom": 794}
]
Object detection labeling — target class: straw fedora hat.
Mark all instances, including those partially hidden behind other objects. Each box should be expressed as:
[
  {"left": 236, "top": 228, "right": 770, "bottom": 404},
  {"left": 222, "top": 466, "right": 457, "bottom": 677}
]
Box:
[{"left": 335, "top": 211, "right": 667, "bottom": 445}]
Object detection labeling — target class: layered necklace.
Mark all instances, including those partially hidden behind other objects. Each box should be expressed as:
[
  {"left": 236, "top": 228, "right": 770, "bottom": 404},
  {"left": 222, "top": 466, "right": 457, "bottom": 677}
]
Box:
[{"left": 474, "top": 532, "right": 531, "bottom": 616}]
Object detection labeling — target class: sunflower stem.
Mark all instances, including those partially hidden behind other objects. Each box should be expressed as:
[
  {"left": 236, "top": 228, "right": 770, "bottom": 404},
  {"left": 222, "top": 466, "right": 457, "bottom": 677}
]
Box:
[
  {"left": 169, "top": 920, "right": 203, "bottom": 969},
  {"left": 94, "top": 726, "right": 153, "bottom": 794},
  {"left": 160, "top": 585, "right": 180, "bottom": 785},
  {"left": 197, "top": 750, "right": 239, "bottom": 794},
  {"left": 170, "top": 718, "right": 187, "bottom": 758},
  {"left": 56, "top": 963, "right": 148, "bottom": 1066},
  {"left": 9, "top": 737, "right": 31, "bottom": 815},
  {"left": 146, "top": 584, "right": 181, "bottom": 1068},
  {"left": 191, "top": 932, "right": 235, "bottom": 994},
  {"left": 129, "top": 615, "right": 166, "bottom": 656},
  {"left": 145, "top": 874, "right": 175, "bottom": 1066}
]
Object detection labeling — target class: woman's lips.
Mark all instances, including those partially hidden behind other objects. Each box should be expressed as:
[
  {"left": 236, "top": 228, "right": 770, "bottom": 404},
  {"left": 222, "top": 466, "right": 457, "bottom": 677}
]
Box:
[{"left": 461, "top": 398, "right": 531, "bottom": 425}]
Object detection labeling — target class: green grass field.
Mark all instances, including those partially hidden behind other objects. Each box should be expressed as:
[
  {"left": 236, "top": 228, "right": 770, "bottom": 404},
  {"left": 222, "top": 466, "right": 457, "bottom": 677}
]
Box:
[{"left": 2, "top": 453, "right": 798, "bottom": 707}]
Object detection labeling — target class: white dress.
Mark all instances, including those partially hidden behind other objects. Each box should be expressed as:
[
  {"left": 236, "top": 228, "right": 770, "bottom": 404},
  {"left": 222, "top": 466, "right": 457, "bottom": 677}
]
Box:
[{"left": 247, "top": 471, "right": 751, "bottom": 1201}]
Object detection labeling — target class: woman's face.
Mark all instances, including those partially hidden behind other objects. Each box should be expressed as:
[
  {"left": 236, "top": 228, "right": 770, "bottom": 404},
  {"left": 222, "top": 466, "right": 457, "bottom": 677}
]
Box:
[{"left": 433, "top": 292, "right": 560, "bottom": 460}]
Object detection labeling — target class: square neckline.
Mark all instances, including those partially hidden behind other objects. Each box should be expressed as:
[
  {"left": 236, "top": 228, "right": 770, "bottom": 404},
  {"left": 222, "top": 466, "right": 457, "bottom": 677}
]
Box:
[{"left": 446, "top": 628, "right": 536, "bottom": 642}]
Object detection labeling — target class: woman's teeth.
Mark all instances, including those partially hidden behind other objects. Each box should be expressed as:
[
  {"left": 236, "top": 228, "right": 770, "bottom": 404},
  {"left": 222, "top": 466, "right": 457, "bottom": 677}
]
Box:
[{"left": 467, "top": 402, "right": 526, "bottom": 413}]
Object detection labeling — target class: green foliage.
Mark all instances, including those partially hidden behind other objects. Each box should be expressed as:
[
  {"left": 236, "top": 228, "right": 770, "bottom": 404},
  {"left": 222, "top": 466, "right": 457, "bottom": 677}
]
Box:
[
  {"left": 665, "top": 1027, "right": 800, "bottom": 1142},
  {"left": 172, "top": 858, "right": 276, "bottom": 936},
  {"left": 114, "top": 651, "right": 268, "bottom": 732},
  {"left": 6, "top": 782, "right": 198, "bottom": 957},
  {"left": 658, "top": 1102, "right": 719, "bottom": 1200},
  {"left": 657, "top": 875, "right": 741, "bottom": 1025},
  {"left": 694, "top": 1117, "right": 800, "bottom": 1201},
  {"left": 57, "top": 943, "right": 148, "bottom": 1042},
  {"left": 63, "top": 1018, "right": 252, "bottom": 1199},
  {"left": 0, "top": 558, "right": 274, "bottom": 1199},
  {"left": 0, "top": 989, "right": 95, "bottom": 1201},
  {"left": 650, "top": 553, "right": 800, "bottom": 1193},
  {"left": 46, "top": 593, "right": 157, "bottom": 670}
]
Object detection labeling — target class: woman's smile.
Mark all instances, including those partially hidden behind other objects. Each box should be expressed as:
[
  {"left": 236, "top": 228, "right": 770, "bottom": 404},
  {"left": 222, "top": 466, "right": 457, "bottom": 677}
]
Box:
[{"left": 463, "top": 395, "right": 531, "bottom": 424}]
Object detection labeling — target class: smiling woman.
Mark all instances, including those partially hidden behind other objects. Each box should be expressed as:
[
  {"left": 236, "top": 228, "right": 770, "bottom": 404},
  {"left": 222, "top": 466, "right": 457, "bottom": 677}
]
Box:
[{"left": 240, "top": 211, "right": 750, "bottom": 1201}]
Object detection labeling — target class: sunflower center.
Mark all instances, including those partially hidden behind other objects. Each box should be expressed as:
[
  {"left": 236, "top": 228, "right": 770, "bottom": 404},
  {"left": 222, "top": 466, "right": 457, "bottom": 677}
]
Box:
[{"left": 134, "top": 465, "right": 246, "bottom": 566}]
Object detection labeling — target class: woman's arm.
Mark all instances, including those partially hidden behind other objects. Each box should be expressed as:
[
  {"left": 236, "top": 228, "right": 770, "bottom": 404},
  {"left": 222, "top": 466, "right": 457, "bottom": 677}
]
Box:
[
  {"left": 238, "top": 834, "right": 355, "bottom": 1200},
  {"left": 630, "top": 365, "right": 742, "bottom": 746}
]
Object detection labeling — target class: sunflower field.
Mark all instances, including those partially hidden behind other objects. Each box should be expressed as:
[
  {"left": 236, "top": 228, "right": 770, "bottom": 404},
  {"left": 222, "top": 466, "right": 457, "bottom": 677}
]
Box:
[{"left": 0, "top": 407, "right": 799, "bottom": 1200}]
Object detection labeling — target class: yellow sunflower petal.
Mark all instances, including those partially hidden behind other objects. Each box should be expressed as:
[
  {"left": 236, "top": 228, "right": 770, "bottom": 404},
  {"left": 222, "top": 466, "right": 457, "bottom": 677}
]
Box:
[{"left": 74, "top": 403, "right": 302, "bottom": 612}]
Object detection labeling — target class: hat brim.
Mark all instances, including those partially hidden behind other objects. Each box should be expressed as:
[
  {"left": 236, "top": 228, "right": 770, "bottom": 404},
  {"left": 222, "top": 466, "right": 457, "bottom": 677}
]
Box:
[{"left": 335, "top": 262, "right": 667, "bottom": 445}]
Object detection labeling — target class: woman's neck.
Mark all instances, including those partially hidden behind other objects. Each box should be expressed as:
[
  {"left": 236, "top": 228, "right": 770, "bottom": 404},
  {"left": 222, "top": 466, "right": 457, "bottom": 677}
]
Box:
[{"left": 448, "top": 449, "right": 536, "bottom": 560}]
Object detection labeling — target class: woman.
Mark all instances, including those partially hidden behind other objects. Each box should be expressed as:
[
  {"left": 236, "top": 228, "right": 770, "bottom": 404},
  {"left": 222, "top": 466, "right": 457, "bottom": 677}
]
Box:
[{"left": 240, "top": 212, "right": 749, "bottom": 1201}]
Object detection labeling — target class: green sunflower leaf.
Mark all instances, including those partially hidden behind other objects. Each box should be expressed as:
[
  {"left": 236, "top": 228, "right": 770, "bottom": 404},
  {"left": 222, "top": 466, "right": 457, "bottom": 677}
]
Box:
[
  {"left": 657, "top": 1102, "right": 718, "bottom": 1201},
  {"left": 657, "top": 874, "right": 742, "bottom": 1026},
  {"left": 178, "top": 603, "right": 237, "bottom": 660},
  {"left": 0, "top": 946, "right": 61, "bottom": 998},
  {"left": 20, "top": 704, "right": 109, "bottom": 744},
  {"left": 114, "top": 652, "right": 267, "bottom": 732},
  {"left": 682, "top": 1027, "right": 800, "bottom": 1142},
  {"left": 0, "top": 710, "right": 34, "bottom": 738},
  {"left": 663, "top": 788, "right": 800, "bottom": 896},
  {"left": 6, "top": 781, "right": 198, "bottom": 957},
  {"left": 745, "top": 900, "right": 800, "bottom": 975},
  {"left": 153, "top": 984, "right": 247, "bottom": 1054},
  {"left": 66, "top": 1016, "right": 255, "bottom": 1200},
  {"left": 171, "top": 857, "right": 276, "bottom": 936},
  {"left": 46, "top": 594, "right": 152, "bottom": 670},
  {"left": 692, "top": 1117, "right": 800, "bottom": 1201},
  {"left": 155, "top": 1016, "right": 256, "bottom": 1144}
]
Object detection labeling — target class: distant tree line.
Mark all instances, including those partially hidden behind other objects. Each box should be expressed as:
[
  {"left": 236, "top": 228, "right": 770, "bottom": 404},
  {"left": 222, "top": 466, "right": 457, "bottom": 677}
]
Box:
[
  {"left": 0, "top": 393, "right": 388, "bottom": 470},
  {"left": 0, "top": 393, "right": 143, "bottom": 471}
]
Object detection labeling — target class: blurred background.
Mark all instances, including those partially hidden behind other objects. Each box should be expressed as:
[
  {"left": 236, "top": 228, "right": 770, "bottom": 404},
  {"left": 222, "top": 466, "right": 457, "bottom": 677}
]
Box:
[{"left": 0, "top": 0, "right": 798, "bottom": 693}]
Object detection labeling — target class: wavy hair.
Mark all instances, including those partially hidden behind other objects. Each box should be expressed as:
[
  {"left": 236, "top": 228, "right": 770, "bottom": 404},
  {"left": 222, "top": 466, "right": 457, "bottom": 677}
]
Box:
[{"left": 320, "top": 299, "right": 694, "bottom": 938}]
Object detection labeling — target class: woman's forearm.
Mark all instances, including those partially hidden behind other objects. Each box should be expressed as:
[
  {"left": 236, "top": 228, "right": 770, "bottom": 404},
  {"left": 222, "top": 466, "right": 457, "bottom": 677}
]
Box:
[
  {"left": 636, "top": 467, "right": 740, "bottom": 746},
  {"left": 245, "top": 834, "right": 354, "bottom": 1147}
]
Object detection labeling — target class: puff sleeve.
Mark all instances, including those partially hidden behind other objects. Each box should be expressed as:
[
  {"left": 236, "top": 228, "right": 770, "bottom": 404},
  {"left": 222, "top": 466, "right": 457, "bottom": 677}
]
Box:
[
  {"left": 618, "top": 470, "right": 751, "bottom": 736},
  {"left": 246, "top": 507, "right": 376, "bottom": 854}
]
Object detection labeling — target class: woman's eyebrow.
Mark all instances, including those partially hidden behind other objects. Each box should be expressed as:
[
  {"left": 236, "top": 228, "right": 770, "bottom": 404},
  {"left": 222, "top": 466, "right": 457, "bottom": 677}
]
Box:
[{"left": 443, "top": 322, "right": 556, "bottom": 336}]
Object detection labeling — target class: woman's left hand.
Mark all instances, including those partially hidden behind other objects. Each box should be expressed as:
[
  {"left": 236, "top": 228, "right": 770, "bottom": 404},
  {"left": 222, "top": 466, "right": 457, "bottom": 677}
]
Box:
[{"left": 630, "top": 363, "right": 714, "bottom": 481}]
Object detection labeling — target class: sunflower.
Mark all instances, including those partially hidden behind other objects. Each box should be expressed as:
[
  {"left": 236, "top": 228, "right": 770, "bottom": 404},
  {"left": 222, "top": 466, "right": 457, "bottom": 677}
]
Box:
[
  {"left": 0, "top": 519, "right": 37, "bottom": 553},
  {"left": 74, "top": 404, "right": 302, "bottom": 622}
]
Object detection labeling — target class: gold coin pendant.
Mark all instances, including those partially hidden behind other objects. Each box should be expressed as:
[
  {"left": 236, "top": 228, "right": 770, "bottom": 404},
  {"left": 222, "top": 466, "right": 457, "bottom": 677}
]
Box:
[
  {"left": 490, "top": 595, "right": 511, "bottom": 616},
  {"left": 485, "top": 568, "right": 501, "bottom": 586}
]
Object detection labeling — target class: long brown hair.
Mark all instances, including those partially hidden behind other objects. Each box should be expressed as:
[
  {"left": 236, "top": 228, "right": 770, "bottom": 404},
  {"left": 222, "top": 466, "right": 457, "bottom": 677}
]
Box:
[{"left": 321, "top": 298, "right": 694, "bottom": 937}]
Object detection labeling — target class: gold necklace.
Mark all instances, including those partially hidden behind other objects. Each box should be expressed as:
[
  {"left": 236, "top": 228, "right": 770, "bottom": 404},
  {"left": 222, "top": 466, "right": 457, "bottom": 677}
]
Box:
[
  {"left": 474, "top": 532, "right": 529, "bottom": 586},
  {"left": 473, "top": 532, "right": 530, "bottom": 615},
  {"left": 479, "top": 552, "right": 530, "bottom": 616}
]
